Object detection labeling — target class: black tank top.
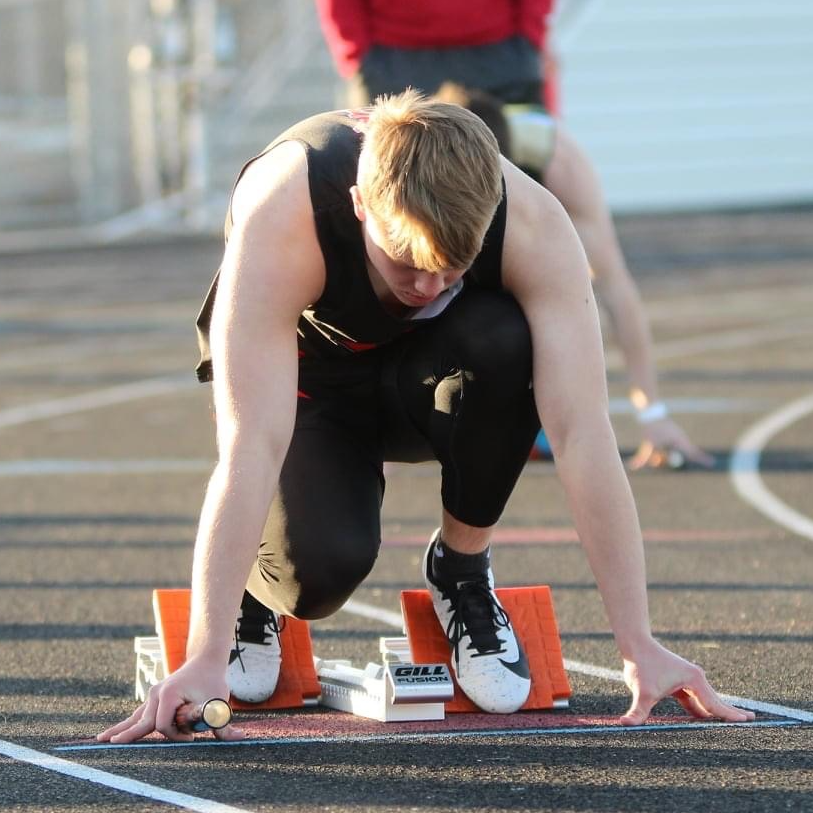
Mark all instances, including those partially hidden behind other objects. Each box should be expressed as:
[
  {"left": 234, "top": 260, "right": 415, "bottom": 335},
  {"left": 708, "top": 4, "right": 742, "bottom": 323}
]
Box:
[{"left": 195, "top": 109, "right": 507, "bottom": 383}]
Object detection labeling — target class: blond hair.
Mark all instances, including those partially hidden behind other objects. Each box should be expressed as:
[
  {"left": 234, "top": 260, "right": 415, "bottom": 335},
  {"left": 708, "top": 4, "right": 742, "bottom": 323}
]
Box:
[{"left": 357, "top": 88, "right": 502, "bottom": 272}]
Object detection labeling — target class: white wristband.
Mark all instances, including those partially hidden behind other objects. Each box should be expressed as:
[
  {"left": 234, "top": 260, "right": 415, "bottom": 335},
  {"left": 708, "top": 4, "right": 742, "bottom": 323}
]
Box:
[{"left": 636, "top": 401, "right": 668, "bottom": 424}]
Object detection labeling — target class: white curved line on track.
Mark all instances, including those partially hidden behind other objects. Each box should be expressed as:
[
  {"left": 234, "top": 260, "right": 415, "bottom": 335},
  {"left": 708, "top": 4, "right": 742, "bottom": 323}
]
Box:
[
  {"left": 0, "top": 739, "right": 252, "bottom": 812},
  {"left": 0, "top": 458, "right": 213, "bottom": 476},
  {"left": 0, "top": 375, "right": 196, "bottom": 430},
  {"left": 729, "top": 391, "right": 813, "bottom": 542}
]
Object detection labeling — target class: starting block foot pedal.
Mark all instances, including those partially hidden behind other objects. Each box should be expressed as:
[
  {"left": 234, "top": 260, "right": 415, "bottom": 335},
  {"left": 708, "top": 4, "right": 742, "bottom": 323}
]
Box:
[
  {"left": 134, "top": 589, "right": 320, "bottom": 710},
  {"left": 401, "top": 585, "right": 572, "bottom": 712}
]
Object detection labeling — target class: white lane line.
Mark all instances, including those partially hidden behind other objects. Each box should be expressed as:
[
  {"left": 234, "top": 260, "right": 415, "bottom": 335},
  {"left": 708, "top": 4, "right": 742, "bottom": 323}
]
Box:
[
  {"left": 341, "top": 598, "right": 404, "bottom": 629},
  {"left": 0, "top": 189, "right": 192, "bottom": 253},
  {"left": 0, "top": 459, "right": 212, "bottom": 477},
  {"left": 562, "top": 659, "right": 624, "bottom": 682},
  {"left": 340, "top": 599, "right": 813, "bottom": 723},
  {"left": 715, "top": 695, "right": 813, "bottom": 723},
  {"left": 729, "top": 391, "right": 813, "bottom": 542},
  {"left": 607, "top": 396, "right": 768, "bottom": 415},
  {"left": 642, "top": 285, "right": 813, "bottom": 326},
  {"left": 54, "top": 719, "right": 799, "bottom": 751},
  {"left": 0, "top": 325, "right": 783, "bottom": 434},
  {"left": 0, "top": 339, "right": 115, "bottom": 371},
  {"left": 0, "top": 334, "right": 180, "bottom": 371},
  {"left": 0, "top": 397, "right": 765, "bottom": 477},
  {"left": 0, "top": 375, "right": 197, "bottom": 430},
  {"left": 0, "top": 738, "right": 253, "bottom": 812},
  {"left": 605, "top": 319, "right": 813, "bottom": 368}
]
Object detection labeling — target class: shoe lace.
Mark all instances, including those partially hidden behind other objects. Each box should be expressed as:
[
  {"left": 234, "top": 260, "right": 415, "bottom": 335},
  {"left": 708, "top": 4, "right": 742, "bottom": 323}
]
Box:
[
  {"left": 230, "top": 609, "right": 285, "bottom": 671},
  {"left": 444, "top": 578, "right": 509, "bottom": 665}
]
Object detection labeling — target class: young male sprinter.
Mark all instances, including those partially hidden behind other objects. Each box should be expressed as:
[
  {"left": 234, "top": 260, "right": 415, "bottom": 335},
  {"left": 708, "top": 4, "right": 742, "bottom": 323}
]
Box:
[{"left": 98, "top": 91, "right": 752, "bottom": 743}]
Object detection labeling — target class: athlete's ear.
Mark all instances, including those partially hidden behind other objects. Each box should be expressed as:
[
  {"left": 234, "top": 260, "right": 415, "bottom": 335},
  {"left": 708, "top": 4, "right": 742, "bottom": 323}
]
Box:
[{"left": 350, "top": 185, "right": 366, "bottom": 222}]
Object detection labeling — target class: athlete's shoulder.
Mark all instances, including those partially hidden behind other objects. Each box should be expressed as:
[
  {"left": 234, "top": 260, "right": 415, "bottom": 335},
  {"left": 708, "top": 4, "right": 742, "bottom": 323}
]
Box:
[
  {"left": 502, "top": 157, "right": 567, "bottom": 240},
  {"left": 501, "top": 157, "right": 586, "bottom": 290},
  {"left": 231, "top": 140, "right": 311, "bottom": 226},
  {"left": 271, "top": 108, "right": 369, "bottom": 154},
  {"left": 225, "top": 140, "right": 325, "bottom": 314}
]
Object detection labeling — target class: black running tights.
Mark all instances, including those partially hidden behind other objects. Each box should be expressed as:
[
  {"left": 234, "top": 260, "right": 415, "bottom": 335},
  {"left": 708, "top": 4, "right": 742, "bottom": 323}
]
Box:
[{"left": 245, "top": 290, "right": 540, "bottom": 618}]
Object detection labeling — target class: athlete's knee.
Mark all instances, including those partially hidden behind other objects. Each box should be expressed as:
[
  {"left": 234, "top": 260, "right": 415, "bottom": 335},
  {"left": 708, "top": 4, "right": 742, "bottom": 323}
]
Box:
[
  {"left": 456, "top": 295, "right": 533, "bottom": 387},
  {"left": 286, "top": 545, "right": 379, "bottom": 620}
]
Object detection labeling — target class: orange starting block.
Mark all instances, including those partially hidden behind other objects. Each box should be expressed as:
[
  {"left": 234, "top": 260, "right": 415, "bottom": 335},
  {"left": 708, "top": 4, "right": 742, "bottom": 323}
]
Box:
[
  {"left": 135, "top": 589, "right": 320, "bottom": 710},
  {"left": 133, "top": 585, "right": 570, "bottom": 719},
  {"left": 401, "top": 586, "right": 572, "bottom": 712}
]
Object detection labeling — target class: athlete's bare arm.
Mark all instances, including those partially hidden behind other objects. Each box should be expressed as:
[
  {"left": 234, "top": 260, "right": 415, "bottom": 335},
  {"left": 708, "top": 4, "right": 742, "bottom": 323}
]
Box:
[
  {"left": 543, "top": 129, "right": 714, "bottom": 470},
  {"left": 187, "top": 141, "right": 325, "bottom": 672},
  {"left": 98, "top": 141, "right": 325, "bottom": 743},
  {"left": 500, "top": 158, "right": 753, "bottom": 724}
]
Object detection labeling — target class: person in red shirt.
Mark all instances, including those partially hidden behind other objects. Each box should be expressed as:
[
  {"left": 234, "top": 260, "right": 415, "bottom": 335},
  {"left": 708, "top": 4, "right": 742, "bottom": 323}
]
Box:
[
  {"left": 316, "top": 0, "right": 714, "bottom": 469},
  {"left": 317, "top": 0, "right": 555, "bottom": 109}
]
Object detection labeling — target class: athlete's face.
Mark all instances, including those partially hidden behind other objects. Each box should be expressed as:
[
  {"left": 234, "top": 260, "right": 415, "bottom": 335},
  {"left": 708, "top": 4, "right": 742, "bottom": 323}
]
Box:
[
  {"left": 351, "top": 187, "right": 466, "bottom": 308},
  {"left": 364, "top": 225, "right": 466, "bottom": 307}
]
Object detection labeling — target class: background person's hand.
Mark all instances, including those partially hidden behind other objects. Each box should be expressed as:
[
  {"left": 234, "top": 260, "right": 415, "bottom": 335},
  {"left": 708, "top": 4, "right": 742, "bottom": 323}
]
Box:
[
  {"left": 628, "top": 417, "right": 716, "bottom": 470},
  {"left": 97, "top": 656, "right": 245, "bottom": 744},
  {"left": 620, "top": 639, "right": 755, "bottom": 726}
]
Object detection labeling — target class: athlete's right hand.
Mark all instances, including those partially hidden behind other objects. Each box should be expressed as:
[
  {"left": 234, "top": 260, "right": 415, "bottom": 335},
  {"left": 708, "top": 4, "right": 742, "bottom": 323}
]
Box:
[
  {"left": 628, "top": 417, "right": 716, "bottom": 471},
  {"left": 96, "top": 656, "right": 245, "bottom": 744},
  {"left": 619, "top": 639, "right": 755, "bottom": 726}
]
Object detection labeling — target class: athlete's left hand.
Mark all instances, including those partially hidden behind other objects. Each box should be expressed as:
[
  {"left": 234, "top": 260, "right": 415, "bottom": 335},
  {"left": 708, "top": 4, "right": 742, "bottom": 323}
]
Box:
[
  {"left": 620, "top": 639, "right": 755, "bottom": 725},
  {"left": 97, "top": 655, "right": 245, "bottom": 744},
  {"left": 628, "top": 417, "right": 716, "bottom": 471}
]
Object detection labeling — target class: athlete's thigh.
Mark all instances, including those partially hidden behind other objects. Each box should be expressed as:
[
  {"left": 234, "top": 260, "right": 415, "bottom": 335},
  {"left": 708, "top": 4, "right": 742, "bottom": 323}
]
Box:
[
  {"left": 379, "top": 289, "right": 535, "bottom": 457},
  {"left": 268, "top": 397, "right": 383, "bottom": 558}
]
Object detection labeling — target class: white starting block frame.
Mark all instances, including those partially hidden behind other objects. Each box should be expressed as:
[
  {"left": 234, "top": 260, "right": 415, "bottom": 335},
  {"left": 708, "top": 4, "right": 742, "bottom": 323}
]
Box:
[
  {"left": 133, "top": 633, "right": 455, "bottom": 722},
  {"left": 314, "top": 636, "right": 454, "bottom": 722},
  {"left": 134, "top": 636, "right": 165, "bottom": 702}
]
